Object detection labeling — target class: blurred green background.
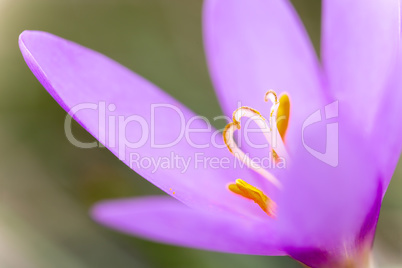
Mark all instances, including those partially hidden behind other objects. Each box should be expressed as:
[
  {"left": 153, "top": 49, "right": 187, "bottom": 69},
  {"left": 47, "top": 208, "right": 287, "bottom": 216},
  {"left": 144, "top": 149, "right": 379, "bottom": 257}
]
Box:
[{"left": 0, "top": 0, "right": 401, "bottom": 267}]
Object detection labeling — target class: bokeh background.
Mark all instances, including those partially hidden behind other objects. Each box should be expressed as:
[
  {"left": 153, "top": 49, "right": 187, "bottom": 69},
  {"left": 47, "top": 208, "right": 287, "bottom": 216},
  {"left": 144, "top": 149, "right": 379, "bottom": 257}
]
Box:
[{"left": 0, "top": 0, "right": 401, "bottom": 267}]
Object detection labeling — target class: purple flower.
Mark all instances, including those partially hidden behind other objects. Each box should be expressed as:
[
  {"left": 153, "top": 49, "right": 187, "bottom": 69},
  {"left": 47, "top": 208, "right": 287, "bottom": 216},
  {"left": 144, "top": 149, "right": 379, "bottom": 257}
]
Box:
[{"left": 19, "top": 0, "right": 401, "bottom": 267}]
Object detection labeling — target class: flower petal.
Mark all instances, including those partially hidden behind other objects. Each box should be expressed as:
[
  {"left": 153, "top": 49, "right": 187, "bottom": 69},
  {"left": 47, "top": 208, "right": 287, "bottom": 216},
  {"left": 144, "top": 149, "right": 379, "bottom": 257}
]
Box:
[
  {"left": 275, "top": 112, "right": 382, "bottom": 262},
  {"left": 321, "top": 0, "right": 400, "bottom": 135},
  {"left": 92, "top": 196, "right": 285, "bottom": 255},
  {"left": 18, "top": 30, "right": 268, "bottom": 218},
  {"left": 203, "top": 0, "right": 328, "bottom": 156},
  {"left": 284, "top": 178, "right": 382, "bottom": 267},
  {"left": 371, "top": 44, "right": 402, "bottom": 189}
]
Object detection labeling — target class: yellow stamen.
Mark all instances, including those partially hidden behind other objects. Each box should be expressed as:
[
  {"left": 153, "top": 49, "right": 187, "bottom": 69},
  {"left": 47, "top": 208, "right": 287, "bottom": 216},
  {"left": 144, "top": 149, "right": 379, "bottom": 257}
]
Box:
[
  {"left": 223, "top": 90, "right": 290, "bottom": 218},
  {"left": 276, "top": 94, "right": 290, "bottom": 141},
  {"left": 228, "top": 179, "right": 276, "bottom": 217},
  {"left": 264, "top": 91, "right": 290, "bottom": 161},
  {"left": 272, "top": 150, "right": 280, "bottom": 162}
]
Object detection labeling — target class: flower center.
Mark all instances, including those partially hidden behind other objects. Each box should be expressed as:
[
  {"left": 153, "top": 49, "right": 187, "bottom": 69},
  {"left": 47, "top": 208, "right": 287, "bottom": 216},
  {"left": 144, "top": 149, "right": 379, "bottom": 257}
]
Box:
[{"left": 223, "top": 90, "right": 290, "bottom": 216}]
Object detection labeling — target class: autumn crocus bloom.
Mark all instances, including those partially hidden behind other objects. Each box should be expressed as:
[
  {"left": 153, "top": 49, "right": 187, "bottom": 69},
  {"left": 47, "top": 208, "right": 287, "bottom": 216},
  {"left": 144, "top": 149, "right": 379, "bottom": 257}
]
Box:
[{"left": 19, "top": 0, "right": 401, "bottom": 267}]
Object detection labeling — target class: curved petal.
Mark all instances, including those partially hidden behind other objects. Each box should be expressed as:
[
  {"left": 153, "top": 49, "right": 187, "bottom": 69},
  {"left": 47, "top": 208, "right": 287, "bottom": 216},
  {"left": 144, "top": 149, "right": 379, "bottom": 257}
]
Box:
[
  {"left": 203, "top": 0, "right": 328, "bottom": 156},
  {"left": 321, "top": 0, "right": 400, "bottom": 136},
  {"left": 18, "top": 30, "right": 269, "bottom": 219},
  {"left": 92, "top": 196, "right": 285, "bottom": 255}
]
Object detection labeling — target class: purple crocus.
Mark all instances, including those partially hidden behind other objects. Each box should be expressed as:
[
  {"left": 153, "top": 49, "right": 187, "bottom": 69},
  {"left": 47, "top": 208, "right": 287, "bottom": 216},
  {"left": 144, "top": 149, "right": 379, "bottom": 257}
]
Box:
[{"left": 19, "top": 0, "right": 401, "bottom": 267}]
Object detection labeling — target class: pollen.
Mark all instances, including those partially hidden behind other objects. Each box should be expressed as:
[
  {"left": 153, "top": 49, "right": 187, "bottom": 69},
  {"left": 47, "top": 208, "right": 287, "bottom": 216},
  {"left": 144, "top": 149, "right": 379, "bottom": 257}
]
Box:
[{"left": 228, "top": 179, "right": 276, "bottom": 217}]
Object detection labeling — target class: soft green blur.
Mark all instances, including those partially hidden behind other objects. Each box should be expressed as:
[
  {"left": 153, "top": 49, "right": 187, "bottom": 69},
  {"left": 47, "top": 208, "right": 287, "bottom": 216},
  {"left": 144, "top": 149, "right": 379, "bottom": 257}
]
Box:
[{"left": 0, "top": 0, "right": 401, "bottom": 267}]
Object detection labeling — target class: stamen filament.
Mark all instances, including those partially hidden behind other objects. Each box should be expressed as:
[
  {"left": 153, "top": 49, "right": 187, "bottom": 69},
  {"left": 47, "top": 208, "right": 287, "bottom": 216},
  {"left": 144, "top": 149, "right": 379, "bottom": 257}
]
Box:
[{"left": 265, "top": 90, "right": 280, "bottom": 121}]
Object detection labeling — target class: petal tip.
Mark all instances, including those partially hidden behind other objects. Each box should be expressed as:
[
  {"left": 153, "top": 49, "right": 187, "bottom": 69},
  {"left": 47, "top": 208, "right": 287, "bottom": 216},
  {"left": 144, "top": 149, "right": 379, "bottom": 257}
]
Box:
[
  {"left": 18, "top": 30, "right": 59, "bottom": 53},
  {"left": 18, "top": 31, "right": 29, "bottom": 53},
  {"left": 90, "top": 200, "right": 115, "bottom": 223},
  {"left": 19, "top": 30, "right": 41, "bottom": 47}
]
